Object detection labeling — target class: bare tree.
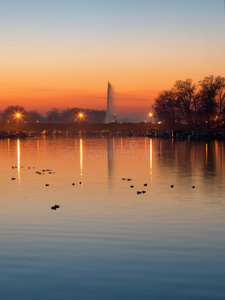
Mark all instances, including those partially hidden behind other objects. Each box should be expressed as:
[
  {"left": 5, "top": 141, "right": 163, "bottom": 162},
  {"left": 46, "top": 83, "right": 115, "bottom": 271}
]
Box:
[
  {"left": 154, "top": 90, "right": 178, "bottom": 128},
  {"left": 173, "top": 79, "right": 197, "bottom": 126},
  {"left": 215, "top": 76, "right": 225, "bottom": 125},
  {"left": 46, "top": 108, "right": 61, "bottom": 123},
  {"left": 26, "top": 110, "right": 44, "bottom": 123},
  {"left": 198, "top": 75, "right": 219, "bottom": 127},
  {"left": 45, "top": 107, "right": 106, "bottom": 123}
]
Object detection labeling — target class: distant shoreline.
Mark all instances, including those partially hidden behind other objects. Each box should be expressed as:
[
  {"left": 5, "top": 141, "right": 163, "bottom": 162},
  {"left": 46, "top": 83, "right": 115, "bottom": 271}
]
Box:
[
  {"left": 1, "top": 122, "right": 225, "bottom": 140},
  {"left": 1, "top": 122, "right": 168, "bottom": 133}
]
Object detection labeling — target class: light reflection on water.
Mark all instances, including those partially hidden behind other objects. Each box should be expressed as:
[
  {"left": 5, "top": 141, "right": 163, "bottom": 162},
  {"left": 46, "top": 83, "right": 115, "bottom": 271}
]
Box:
[
  {"left": 80, "top": 137, "right": 83, "bottom": 176},
  {"left": 0, "top": 137, "right": 225, "bottom": 300}
]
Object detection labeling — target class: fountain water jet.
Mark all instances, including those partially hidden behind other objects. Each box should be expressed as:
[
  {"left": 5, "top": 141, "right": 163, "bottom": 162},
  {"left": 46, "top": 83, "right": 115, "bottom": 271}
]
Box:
[{"left": 105, "top": 82, "right": 115, "bottom": 123}]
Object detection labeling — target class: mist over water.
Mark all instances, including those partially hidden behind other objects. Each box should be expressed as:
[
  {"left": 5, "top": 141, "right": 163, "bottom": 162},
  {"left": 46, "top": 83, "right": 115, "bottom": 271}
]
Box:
[{"left": 1, "top": 137, "right": 225, "bottom": 300}]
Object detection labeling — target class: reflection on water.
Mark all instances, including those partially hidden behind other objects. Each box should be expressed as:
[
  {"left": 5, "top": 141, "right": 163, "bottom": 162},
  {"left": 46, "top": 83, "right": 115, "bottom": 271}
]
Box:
[
  {"left": 107, "top": 137, "right": 114, "bottom": 182},
  {"left": 17, "top": 139, "right": 21, "bottom": 185},
  {"left": 0, "top": 137, "right": 225, "bottom": 300},
  {"left": 37, "top": 139, "right": 39, "bottom": 159},
  {"left": 80, "top": 137, "right": 83, "bottom": 176},
  {"left": 1, "top": 136, "right": 225, "bottom": 202},
  {"left": 149, "top": 138, "right": 153, "bottom": 182},
  {"left": 7, "top": 138, "right": 10, "bottom": 156}
]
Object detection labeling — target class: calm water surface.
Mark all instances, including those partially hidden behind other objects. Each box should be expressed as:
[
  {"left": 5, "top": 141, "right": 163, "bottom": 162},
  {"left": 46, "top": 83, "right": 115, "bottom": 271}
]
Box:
[{"left": 0, "top": 137, "right": 225, "bottom": 300}]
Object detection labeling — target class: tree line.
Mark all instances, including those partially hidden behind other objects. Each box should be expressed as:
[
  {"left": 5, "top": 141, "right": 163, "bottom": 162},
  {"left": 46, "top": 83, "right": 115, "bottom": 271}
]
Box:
[
  {"left": 153, "top": 75, "right": 225, "bottom": 128},
  {"left": 0, "top": 106, "right": 106, "bottom": 124}
]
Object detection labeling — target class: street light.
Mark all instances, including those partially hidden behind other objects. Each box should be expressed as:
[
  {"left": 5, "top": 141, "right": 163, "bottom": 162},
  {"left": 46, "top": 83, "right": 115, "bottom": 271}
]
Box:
[
  {"left": 14, "top": 111, "right": 23, "bottom": 130},
  {"left": 77, "top": 112, "right": 85, "bottom": 122},
  {"left": 14, "top": 111, "right": 23, "bottom": 119},
  {"left": 148, "top": 113, "right": 153, "bottom": 123},
  {"left": 14, "top": 112, "right": 23, "bottom": 122}
]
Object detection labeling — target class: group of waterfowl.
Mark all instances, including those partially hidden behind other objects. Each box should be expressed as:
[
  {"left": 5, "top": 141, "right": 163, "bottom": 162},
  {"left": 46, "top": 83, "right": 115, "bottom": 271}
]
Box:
[
  {"left": 12, "top": 165, "right": 35, "bottom": 170},
  {"left": 122, "top": 178, "right": 148, "bottom": 195},
  {"left": 122, "top": 178, "right": 196, "bottom": 194},
  {"left": 122, "top": 178, "right": 132, "bottom": 181},
  {"left": 35, "top": 169, "right": 55, "bottom": 175},
  {"left": 11, "top": 165, "right": 79, "bottom": 211},
  {"left": 46, "top": 182, "right": 83, "bottom": 188},
  {"left": 72, "top": 182, "right": 82, "bottom": 186},
  {"left": 51, "top": 205, "right": 60, "bottom": 210},
  {"left": 10, "top": 165, "right": 197, "bottom": 212},
  {"left": 11, "top": 165, "right": 85, "bottom": 211}
]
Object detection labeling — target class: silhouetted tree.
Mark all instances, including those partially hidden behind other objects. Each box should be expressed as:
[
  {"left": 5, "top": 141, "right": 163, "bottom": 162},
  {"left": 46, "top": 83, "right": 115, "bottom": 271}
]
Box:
[
  {"left": 154, "top": 75, "right": 225, "bottom": 128},
  {"left": 198, "top": 75, "right": 219, "bottom": 127},
  {"left": 46, "top": 108, "right": 61, "bottom": 123},
  {"left": 154, "top": 90, "right": 179, "bottom": 128},
  {"left": 26, "top": 110, "right": 44, "bottom": 123},
  {"left": 215, "top": 76, "right": 225, "bottom": 125},
  {"left": 173, "top": 79, "right": 197, "bottom": 125},
  {"left": 45, "top": 107, "right": 106, "bottom": 123}
]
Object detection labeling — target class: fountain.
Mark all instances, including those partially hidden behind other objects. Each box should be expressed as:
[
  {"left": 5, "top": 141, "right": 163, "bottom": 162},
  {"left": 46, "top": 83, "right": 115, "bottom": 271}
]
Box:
[{"left": 105, "top": 82, "right": 115, "bottom": 123}]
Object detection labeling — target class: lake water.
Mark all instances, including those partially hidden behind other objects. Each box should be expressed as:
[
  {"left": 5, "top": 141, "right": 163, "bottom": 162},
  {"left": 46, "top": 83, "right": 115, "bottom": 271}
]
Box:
[{"left": 0, "top": 136, "right": 225, "bottom": 300}]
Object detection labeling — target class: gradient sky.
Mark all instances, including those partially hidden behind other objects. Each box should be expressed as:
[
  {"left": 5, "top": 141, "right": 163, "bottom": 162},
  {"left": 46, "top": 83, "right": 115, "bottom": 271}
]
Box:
[{"left": 0, "top": 0, "right": 225, "bottom": 120}]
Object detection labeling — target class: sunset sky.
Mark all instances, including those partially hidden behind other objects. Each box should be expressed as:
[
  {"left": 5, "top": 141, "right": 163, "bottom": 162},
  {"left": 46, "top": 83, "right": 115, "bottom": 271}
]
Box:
[{"left": 0, "top": 0, "right": 225, "bottom": 120}]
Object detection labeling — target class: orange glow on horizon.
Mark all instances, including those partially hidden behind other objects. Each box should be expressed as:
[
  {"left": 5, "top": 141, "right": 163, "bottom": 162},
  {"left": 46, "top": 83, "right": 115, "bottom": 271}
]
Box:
[
  {"left": 0, "top": 0, "right": 224, "bottom": 119},
  {"left": 1, "top": 69, "right": 224, "bottom": 117},
  {"left": 2, "top": 48, "right": 224, "bottom": 116}
]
